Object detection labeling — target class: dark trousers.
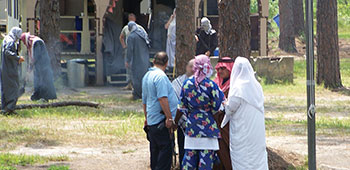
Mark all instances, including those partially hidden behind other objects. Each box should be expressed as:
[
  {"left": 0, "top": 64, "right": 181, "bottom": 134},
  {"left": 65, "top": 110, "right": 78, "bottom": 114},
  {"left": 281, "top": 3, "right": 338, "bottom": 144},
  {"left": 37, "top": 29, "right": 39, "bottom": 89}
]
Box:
[
  {"left": 148, "top": 123, "right": 172, "bottom": 170},
  {"left": 177, "top": 129, "right": 185, "bottom": 168},
  {"left": 213, "top": 111, "right": 232, "bottom": 170}
]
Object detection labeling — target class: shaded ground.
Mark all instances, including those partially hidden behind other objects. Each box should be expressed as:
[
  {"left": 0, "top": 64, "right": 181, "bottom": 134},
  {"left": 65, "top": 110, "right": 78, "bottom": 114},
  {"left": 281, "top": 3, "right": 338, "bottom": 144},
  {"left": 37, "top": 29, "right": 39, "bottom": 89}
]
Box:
[
  {"left": 269, "top": 37, "right": 350, "bottom": 59},
  {"left": 13, "top": 143, "right": 150, "bottom": 170}
]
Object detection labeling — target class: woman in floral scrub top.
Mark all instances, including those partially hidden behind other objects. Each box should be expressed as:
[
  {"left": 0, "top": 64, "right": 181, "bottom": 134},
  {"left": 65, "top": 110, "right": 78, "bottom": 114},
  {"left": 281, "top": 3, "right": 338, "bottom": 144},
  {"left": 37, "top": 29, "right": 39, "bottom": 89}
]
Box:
[{"left": 179, "top": 55, "right": 225, "bottom": 170}]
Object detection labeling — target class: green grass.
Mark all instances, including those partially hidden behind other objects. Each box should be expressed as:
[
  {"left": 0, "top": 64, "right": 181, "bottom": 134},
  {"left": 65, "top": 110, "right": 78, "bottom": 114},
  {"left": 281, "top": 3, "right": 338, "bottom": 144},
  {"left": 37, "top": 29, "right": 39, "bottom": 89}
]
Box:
[
  {"left": 263, "top": 58, "right": 350, "bottom": 136},
  {"left": 48, "top": 165, "right": 70, "bottom": 170},
  {"left": 0, "top": 153, "right": 68, "bottom": 170},
  {"left": 0, "top": 57, "right": 348, "bottom": 169},
  {"left": 287, "top": 159, "right": 308, "bottom": 170},
  {"left": 262, "top": 58, "right": 350, "bottom": 95},
  {"left": 265, "top": 117, "right": 350, "bottom": 136},
  {"left": 0, "top": 165, "right": 16, "bottom": 170},
  {"left": 0, "top": 92, "right": 146, "bottom": 149},
  {"left": 0, "top": 107, "right": 145, "bottom": 149},
  {"left": 339, "top": 32, "right": 350, "bottom": 39},
  {"left": 340, "top": 59, "right": 350, "bottom": 86},
  {"left": 0, "top": 120, "right": 41, "bottom": 150}
]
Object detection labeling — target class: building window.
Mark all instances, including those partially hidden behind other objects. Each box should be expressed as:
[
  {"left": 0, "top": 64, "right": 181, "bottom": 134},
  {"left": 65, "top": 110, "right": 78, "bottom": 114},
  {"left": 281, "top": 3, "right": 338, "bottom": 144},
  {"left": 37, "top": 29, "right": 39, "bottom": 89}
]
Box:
[
  {"left": 14, "top": 0, "right": 18, "bottom": 19},
  {"left": 16, "top": 0, "right": 19, "bottom": 19},
  {"left": 206, "top": 0, "right": 218, "bottom": 16},
  {"left": 8, "top": 0, "right": 12, "bottom": 17}
]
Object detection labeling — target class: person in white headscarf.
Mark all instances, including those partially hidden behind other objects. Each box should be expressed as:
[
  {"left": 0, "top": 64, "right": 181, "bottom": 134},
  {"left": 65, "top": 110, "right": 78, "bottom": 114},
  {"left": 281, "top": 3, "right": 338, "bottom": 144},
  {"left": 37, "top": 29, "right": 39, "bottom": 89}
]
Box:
[
  {"left": 221, "top": 57, "right": 268, "bottom": 170},
  {"left": 1, "top": 27, "right": 24, "bottom": 114},
  {"left": 195, "top": 17, "right": 218, "bottom": 57},
  {"left": 165, "top": 9, "right": 176, "bottom": 68}
]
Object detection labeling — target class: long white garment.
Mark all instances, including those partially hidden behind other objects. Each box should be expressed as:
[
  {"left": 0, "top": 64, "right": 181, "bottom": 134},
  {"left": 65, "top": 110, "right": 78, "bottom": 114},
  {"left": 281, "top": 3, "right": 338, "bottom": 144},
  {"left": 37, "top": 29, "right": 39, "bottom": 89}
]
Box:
[
  {"left": 222, "top": 57, "right": 268, "bottom": 170},
  {"left": 166, "top": 18, "right": 176, "bottom": 67},
  {"left": 224, "top": 97, "right": 268, "bottom": 170}
]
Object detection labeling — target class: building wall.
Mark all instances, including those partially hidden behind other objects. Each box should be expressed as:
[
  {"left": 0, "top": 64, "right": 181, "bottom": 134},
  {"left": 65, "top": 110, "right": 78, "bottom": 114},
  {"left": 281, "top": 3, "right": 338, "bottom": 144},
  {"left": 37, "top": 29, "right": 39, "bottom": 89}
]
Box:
[
  {"left": 0, "top": 0, "right": 6, "bottom": 26},
  {"left": 6, "top": 0, "right": 20, "bottom": 32},
  {"left": 64, "top": 0, "right": 84, "bottom": 16}
]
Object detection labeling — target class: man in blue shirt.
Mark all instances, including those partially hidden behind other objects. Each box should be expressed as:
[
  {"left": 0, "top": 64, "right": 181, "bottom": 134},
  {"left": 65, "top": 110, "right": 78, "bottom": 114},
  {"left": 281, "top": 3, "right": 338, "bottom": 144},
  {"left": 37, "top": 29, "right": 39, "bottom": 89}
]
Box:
[{"left": 142, "top": 52, "right": 177, "bottom": 170}]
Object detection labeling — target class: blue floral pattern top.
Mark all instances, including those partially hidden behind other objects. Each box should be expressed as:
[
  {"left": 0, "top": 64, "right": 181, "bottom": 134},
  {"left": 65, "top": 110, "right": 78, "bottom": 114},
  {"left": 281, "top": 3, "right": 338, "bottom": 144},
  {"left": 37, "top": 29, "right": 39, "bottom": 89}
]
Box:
[{"left": 179, "top": 77, "right": 225, "bottom": 138}]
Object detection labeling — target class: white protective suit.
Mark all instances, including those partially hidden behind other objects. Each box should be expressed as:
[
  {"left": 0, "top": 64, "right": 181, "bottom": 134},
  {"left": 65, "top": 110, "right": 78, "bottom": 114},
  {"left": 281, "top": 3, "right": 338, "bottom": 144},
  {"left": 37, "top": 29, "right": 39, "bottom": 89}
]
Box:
[{"left": 222, "top": 57, "right": 268, "bottom": 170}]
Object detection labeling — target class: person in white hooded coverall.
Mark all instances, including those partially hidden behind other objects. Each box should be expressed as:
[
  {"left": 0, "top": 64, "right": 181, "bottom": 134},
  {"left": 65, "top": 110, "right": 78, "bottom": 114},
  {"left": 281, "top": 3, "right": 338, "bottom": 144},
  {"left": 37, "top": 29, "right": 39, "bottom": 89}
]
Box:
[{"left": 222, "top": 57, "right": 268, "bottom": 170}]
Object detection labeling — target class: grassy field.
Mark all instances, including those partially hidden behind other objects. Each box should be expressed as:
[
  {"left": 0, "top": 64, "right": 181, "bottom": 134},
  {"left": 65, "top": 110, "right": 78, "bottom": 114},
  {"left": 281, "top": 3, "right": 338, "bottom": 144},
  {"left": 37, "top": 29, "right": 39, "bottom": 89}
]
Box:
[
  {"left": 263, "top": 58, "right": 350, "bottom": 136},
  {"left": 0, "top": 58, "right": 348, "bottom": 169}
]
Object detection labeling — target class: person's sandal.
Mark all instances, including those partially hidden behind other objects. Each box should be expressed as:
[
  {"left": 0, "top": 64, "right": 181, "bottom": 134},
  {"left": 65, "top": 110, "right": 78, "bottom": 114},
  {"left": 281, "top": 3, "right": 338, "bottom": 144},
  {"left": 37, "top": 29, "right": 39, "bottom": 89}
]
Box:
[{"left": 122, "top": 83, "right": 133, "bottom": 90}]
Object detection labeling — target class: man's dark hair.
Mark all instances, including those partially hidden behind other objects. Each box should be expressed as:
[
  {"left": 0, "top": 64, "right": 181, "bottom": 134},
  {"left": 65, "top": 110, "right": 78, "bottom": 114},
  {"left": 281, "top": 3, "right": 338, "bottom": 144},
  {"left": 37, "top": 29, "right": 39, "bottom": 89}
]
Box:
[
  {"left": 154, "top": 52, "right": 168, "bottom": 66},
  {"left": 128, "top": 13, "right": 136, "bottom": 18}
]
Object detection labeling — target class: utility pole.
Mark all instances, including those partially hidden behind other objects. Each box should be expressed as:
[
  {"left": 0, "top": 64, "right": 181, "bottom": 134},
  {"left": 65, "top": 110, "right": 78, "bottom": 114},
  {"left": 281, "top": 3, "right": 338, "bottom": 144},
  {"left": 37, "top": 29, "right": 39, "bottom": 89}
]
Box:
[{"left": 305, "top": 0, "right": 316, "bottom": 169}]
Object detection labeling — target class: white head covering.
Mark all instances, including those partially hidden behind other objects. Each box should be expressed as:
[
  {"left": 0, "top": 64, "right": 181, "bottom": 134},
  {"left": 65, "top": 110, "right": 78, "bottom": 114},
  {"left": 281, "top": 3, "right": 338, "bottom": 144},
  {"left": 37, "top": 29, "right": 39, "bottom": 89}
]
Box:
[
  {"left": 128, "top": 21, "right": 150, "bottom": 45},
  {"left": 3, "top": 27, "right": 22, "bottom": 45},
  {"left": 228, "top": 57, "right": 264, "bottom": 113},
  {"left": 201, "top": 17, "right": 213, "bottom": 35}
]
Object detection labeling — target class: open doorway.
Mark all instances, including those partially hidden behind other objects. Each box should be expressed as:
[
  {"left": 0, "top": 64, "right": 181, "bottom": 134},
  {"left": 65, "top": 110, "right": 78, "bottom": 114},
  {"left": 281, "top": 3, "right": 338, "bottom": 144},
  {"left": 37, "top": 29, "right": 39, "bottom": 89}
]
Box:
[
  {"left": 102, "top": 0, "right": 151, "bottom": 85},
  {"left": 102, "top": 0, "right": 175, "bottom": 85},
  {"left": 123, "top": 0, "right": 149, "bottom": 30}
]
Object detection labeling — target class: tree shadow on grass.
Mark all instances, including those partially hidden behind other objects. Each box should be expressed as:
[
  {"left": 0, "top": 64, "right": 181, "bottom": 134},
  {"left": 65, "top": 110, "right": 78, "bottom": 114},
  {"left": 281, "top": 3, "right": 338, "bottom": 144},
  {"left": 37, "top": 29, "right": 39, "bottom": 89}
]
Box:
[{"left": 332, "top": 86, "right": 350, "bottom": 96}]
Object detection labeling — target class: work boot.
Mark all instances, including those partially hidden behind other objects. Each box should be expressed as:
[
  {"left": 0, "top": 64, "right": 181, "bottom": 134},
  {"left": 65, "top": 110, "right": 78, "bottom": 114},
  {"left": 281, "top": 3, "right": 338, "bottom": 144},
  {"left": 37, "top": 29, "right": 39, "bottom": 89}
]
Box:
[{"left": 122, "top": 83, "right": 133, "bottom": 90}]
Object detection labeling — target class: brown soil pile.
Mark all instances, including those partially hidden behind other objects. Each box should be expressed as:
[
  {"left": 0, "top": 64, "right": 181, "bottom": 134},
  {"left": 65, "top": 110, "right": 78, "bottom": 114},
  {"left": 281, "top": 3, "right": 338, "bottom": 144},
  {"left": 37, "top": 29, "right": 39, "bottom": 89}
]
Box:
[{"left": 268, "top": 147, "right": 306, "bottom": 170}]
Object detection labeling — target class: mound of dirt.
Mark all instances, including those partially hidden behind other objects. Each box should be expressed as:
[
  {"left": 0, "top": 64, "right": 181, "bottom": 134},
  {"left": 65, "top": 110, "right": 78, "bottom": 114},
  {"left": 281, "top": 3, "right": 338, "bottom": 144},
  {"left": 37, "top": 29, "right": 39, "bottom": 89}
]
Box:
[{"left": 268, "top": 147, "right": 305, "bottom": 170}]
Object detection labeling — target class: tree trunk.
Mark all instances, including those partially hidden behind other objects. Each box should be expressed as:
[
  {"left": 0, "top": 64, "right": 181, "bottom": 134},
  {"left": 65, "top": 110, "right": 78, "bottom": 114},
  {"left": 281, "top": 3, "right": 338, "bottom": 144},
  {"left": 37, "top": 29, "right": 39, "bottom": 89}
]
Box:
[
  {"left": 39, "top": 0, "right": 61, "bottom": 78},
  {"left": 176, "top": 0, "right": 196, "bottom": 75},
  {"left": 218, "top": 0, "right": 251, "bottom": 58},
  {"left": 278, "top": 0, "right": 297, "bottom": 53},
  {"left": 316, "top": 0, "right": 342, "bottom": 89},
  {"left": 16, "top": 101, "right": 99, "bottom": 110},
  {"left": 292, "top": 0, "right": 305, "bottom": 36}
]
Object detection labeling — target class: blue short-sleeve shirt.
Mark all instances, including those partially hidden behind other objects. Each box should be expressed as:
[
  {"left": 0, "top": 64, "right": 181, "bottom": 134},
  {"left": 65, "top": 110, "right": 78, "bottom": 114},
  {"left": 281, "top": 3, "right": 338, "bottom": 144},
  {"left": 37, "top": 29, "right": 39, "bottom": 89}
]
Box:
[{"left": 142, "top": 67, "right": 178, "bottom": 125}]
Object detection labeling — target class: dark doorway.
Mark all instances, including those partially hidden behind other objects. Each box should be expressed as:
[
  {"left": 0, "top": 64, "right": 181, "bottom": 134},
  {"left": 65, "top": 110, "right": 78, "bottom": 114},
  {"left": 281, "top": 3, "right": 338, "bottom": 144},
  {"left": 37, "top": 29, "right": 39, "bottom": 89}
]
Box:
[
  {"left": 123, "top": 0, "right": 149, "bottom": 29},
  {"left": 123, "top": 0, "right": 141, "bottom": 15}
]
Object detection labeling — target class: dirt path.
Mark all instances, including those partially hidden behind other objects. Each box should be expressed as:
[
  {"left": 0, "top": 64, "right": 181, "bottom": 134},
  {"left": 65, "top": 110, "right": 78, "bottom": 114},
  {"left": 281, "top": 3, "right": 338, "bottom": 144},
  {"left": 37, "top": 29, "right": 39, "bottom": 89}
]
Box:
[
  {"left": 12, "top": 141, "right": 150, "bottom": 170},
  {"left": 10, "top": 134, "right": 350, "bottom": 170},
  {"left": 267, "top": 136, "right": 350, "bottom": 170}
]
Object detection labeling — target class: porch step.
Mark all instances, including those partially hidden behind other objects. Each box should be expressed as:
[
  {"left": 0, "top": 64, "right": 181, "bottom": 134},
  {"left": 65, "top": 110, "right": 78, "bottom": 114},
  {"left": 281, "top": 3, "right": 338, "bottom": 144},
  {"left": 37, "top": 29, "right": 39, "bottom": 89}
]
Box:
[{"left": 107, "top": 74, "right": 128, "bottom": 86}]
